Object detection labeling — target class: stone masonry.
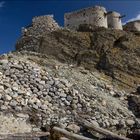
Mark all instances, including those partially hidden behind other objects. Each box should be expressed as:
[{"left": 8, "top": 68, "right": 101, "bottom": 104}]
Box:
[
  {"left": 107, "top": 11, "right": 123, "bottom": 30},
  {"left": 64, "top": 6, "right": 124, "bottom": 30},
  {"left": 64, "top": 6, "right": 108, "bottom": 30},
  {"left": 22, "top": 15, "right": 59, "bottom": 36},
  {"left": 17, "top": 15, "right": 60, "bottom": 52}
]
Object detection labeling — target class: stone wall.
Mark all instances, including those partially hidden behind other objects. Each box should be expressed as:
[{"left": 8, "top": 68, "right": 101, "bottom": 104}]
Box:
[
  {"left": 22, "top": 15, "right": 60, "bottom": 37},
  {"left": 18, "top": 15, "right": 60, "bottom": 51},
  {"left": 64, "top": 6, "right": 108, "bottom": 30},
  {"left": 107, "top": 11, "right": 123, "bottom": 30},
  {"left": 123, "top": 20, "right": 140, "bottom": 31}
]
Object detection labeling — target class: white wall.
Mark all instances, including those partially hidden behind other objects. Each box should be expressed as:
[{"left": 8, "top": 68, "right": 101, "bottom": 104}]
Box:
[{"left": 64, "top": 6, "right": 107, "bottom": 30}]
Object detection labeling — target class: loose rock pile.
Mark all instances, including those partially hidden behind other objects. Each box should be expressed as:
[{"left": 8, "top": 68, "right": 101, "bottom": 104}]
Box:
[{"left": 0, "top": 51, "right": 138, "bottom": 136}]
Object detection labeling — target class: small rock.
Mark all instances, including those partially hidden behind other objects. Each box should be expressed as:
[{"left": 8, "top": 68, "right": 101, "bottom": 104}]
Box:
[
  {"left": 33, "top": 104, "right": 38, "bottom": 110},
  {"left": 65, "top": 100, "right": 70, "bottom": 106},
  {"left": 110, "top": 91, "right": 116, "bottom": 96},
  {"left": 91, "top": 120, "right": 99, "bottom": 127},
  {"left": 0, "top": 85, "right": 4, "bottom": 90},
  {"left": 1, "top": 105, "right": 7, "bottom": 110},
  {"left": 41, "top": 105, "right": 48, "bottom": 110},
  {"left": 10, "top": 100, "right": 17, "bottom": 107},
  {"left": 12, "top": 86, "right": 18, "bottom": 91},
  {"left": 66, "top": 95, "right": 73, "bottom": 102},
  {"left": 15, "top": 106, "right": 22, "bottom": 111},
  {"left": 60, "top": 92, "right": 66, "bottom": 98},
  {"left": 4, "top": 95, "right": 12, "bottom": 101},
  {"left": 39, "top": 80, "right": 46, "bottom": 85},
  {"left": 102, "top": 100, "right": 107, "bottom": 106},
  {"left": 32, "top": 127, "right": 41, "bottom": 132}
]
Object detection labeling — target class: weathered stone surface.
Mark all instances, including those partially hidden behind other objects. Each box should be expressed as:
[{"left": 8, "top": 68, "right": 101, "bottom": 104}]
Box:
[
  {"left": 16, "top": 28, "right": 140, "bottom": 90},
  {"left": 66, "top": 124, "right": 80, "bottom": 133}
]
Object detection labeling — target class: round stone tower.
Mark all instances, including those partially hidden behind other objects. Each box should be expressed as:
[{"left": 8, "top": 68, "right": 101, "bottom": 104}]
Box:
[{"left": 107, "top": 11, "right": 123, "bottom": 30}]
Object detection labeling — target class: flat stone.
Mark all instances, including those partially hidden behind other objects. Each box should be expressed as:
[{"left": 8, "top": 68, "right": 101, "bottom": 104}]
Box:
[
  {"left": 60, "top": 93, "right": 66, "bottom": 98},
  {"left": 39, "top": 80, "right": 46, "bottom": 85},
  {"left": 16, "top": 113, "right": 29, "bottom": 118},
  {"left": 12, "top": 86, "right": 18, "bottom": 91},
  {"left": 65, "top": 100, "right": 70, "bottom": 106},
  {"left": 41, "top": 105, "right": 48, "bottom": 110},
  {"left": 110, "top": 91, "right": 116, "bottom": 96},
  {"left": 10, "top": 100, "right": 17, "bottom": 107},
  {"left": 4, "top": 95, "right": 12, "bottom": 101},
  {"left": 91, "top": 120, "right": 99, "bottom": 127},
  {"left": 126, "top": 119, "right": 135, "bottom": 126},
  {"left": 15, "top": 106, "right": 22, "bottom": 111},
  {"left": 32, "top": 104, "right": 38, "bottom": 110},
  {"left": 66, "top": 124, "right": 80, "bottom": 133},
  {"left": 11, "top": 64, "right": 23, "bottom": 70},
  {"left": 1, "top": 105, "right": 7, "bottom": 110},
  {"left": 0, "top": 85, "right": 4, "bottom": 90}
]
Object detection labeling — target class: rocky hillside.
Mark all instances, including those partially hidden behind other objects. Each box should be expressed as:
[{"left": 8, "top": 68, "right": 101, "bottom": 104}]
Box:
[
  {"left": 16, "top": 27, "right": 140, "bottom": 91},
  {"left": 0, "top": 22, "right": 139, "bottom": 139},
  {"left": 0, "top": 51, "right": 139, "bottom": 139}
]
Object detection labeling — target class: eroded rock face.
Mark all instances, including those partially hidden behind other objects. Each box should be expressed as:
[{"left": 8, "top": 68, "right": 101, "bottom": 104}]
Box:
[{"left": 16, "top": 28, "right": 140, "bottom": 90}]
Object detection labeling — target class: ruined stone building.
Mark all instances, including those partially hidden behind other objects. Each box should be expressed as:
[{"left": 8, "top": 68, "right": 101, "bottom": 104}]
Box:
[
  {"left": 123, "top": 20, "right": 140, "bottom": 32},
  {"left": 22, "top": 15, "right": 59, "bottom": 37},
  {"left": 64, "top": 6, "right": 108, "bottom": 30},
  {"left": 18, "top": 15, "right": 60, "bottom": 51},
  {"left": 64, "top": 6, "right": 123, "bottom": 30}
]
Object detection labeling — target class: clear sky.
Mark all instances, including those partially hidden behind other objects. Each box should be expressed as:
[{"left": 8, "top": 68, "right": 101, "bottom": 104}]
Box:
[{"left": 1, "top": 0, "right": 140, "bottom": 54}]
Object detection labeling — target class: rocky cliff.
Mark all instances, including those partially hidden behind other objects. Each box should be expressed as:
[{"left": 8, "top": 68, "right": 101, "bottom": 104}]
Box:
[
  {"left": 16, "top": 27, "right": 140, "bottom": 91},
  {"left": 0, "top": 16, "right": 140, "bottom": 139}
]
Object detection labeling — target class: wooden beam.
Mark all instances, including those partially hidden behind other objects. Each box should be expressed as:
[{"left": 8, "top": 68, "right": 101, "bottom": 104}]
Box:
[
  {"left": 60, "top": 137, "right": 70, "bottom": 140},
  {"left": 52, "top": 126, "right": 95, "bottom": 140},
  {"left": 79, "top": 119, "right": 132, "bottom": 140}
]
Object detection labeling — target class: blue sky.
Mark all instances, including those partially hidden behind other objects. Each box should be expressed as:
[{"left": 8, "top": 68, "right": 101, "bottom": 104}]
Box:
[{"left": 1, "top": 0, "right": 140, "bottom": 54}]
